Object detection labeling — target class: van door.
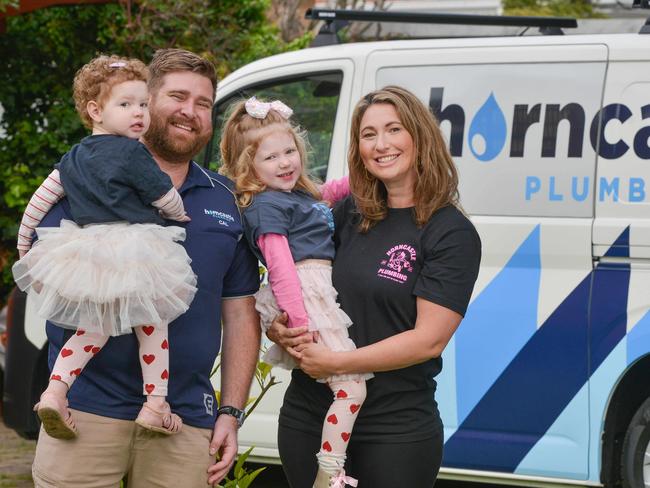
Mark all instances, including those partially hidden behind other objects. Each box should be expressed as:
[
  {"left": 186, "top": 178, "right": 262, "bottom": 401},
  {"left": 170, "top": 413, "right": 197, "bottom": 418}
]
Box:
[
  {"left": 366, "top": 42, "right": 607, "bottom": 480},
  {"left": 590, "top": 50, "right": 650, "bottom": 481}
]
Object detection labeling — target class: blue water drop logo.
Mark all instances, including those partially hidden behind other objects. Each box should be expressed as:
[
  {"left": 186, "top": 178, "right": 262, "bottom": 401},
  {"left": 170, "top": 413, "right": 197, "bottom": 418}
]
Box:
[{"left": 468, "top": 92, "right": 507, "bottom": 162}]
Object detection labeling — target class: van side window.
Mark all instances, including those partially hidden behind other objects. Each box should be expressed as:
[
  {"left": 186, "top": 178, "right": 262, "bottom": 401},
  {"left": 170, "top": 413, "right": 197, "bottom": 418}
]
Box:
[{"left": 208, "top": 72, "right": 343, "bottom": 181}]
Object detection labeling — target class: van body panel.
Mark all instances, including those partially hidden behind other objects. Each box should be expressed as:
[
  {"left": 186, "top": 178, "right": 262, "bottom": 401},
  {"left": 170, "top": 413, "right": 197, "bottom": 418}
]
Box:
[
  {"left": 439, "top": 217, "right": 592, "bottom": 479},
  {"left": 593, "top": 60, "right": 650, "bottom": 258},
  {"left": 24, "top": 293, "right": 47, "bottom": 349},
  {"left": 368, "top": 45, "right": 607, "bottom": 218},
  {"left": 588, "top": 55, "right": 650, "bottom": 487}
]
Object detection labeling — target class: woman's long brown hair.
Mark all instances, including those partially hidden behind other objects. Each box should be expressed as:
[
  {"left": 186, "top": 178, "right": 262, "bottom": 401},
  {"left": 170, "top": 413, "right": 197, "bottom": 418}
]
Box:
[{"left": 348, "top": 85, "right": 459, "bottom": 232}]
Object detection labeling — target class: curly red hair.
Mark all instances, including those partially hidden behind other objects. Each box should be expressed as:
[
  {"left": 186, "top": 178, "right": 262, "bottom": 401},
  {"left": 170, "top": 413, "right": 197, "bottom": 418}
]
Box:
[{"left": 73, "top": 55, "right": 148, "bottom": 129}]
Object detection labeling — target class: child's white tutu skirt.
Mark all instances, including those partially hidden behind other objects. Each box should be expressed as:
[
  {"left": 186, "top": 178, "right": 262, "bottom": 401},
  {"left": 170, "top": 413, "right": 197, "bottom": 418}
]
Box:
[
  {"left": 12, "top": 220, "right": 197, "bottom": 336},
  {"left": 256, "top": 260, "right": 372, "bottom": 383}
]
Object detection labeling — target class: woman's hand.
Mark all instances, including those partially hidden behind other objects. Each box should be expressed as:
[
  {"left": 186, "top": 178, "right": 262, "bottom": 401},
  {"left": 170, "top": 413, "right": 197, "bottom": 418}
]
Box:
[
  {"left": 266, "top": 312, "right": 313, "bottom": 359},
  {"left": 294, "top": 341, "right": 340, "bottom": 379}
]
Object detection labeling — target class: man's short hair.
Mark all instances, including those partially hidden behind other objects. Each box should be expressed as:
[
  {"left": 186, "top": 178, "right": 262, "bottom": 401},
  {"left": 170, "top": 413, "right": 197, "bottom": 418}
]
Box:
[{"left": 148, "top": 49, "right": 217, "bottom": 96}]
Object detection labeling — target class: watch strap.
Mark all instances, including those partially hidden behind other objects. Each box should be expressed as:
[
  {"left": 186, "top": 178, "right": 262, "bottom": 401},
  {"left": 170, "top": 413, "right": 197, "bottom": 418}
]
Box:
[{"left": 217, "top": 405, "right": 245, "bottom": 427}]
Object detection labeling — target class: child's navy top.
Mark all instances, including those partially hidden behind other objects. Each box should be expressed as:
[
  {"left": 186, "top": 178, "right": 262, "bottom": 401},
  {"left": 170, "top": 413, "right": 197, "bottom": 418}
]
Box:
[
  {"left": 242, "top": 190, "right": 336, "bottom": 264},
  {"left": 55, "top": 134, "right": 172, "bottom": 226}
]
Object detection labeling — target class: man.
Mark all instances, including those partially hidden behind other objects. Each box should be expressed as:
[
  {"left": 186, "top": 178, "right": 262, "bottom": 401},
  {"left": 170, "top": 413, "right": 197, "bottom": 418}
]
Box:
[{"left": 31, "top": 49, "right": 261, "bottom": 487}]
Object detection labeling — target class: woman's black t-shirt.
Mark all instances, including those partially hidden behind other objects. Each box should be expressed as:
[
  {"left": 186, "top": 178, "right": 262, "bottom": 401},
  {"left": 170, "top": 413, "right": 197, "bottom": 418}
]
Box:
[{"left": 279, "top": 196, "right": 481, "bottom": 442}]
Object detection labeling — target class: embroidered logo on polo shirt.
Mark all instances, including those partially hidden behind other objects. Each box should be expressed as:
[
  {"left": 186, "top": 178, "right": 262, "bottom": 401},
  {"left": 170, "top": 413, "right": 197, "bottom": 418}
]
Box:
[
  {"left": 377, "top": 244, "right": 417, "bottom": 284},
  {"left": 204, "top": 208, "right": 235, "bottom": 227},
  {"left": 204, "top": 393, "right": 214, "bottom": 415}
]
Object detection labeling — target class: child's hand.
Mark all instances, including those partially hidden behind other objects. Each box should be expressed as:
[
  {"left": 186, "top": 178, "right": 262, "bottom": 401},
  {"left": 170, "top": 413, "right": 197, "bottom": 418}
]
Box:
[{"left": 152, "top": 188, "right": 189, "bottom": 222}]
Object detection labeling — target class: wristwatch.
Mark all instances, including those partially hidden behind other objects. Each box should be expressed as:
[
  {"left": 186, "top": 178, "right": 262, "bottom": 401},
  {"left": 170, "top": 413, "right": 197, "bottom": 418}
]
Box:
[{"left": 217, "top": 405, "right": 246, "bottom": 427}]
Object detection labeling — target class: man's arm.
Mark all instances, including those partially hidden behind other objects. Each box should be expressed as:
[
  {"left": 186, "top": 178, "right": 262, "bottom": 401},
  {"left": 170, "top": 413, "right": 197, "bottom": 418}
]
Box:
[{"left": 207, "top": 295, "right": 260, "bottom": 485}]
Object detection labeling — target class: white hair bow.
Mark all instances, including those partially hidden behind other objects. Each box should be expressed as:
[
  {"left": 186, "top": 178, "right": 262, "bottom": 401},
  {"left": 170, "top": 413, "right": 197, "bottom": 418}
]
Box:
[{"left": 245, "top": 96, "right": 293, "bottom": 120}]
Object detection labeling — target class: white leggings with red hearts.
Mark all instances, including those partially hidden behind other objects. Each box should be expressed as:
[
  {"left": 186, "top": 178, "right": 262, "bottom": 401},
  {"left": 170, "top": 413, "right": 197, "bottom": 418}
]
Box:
[
  {"left": 50, "top": 323, "right": 170, "bottom": 396},
  {"left": 317, "top": 379, "right": 367, "bottom": 473}
]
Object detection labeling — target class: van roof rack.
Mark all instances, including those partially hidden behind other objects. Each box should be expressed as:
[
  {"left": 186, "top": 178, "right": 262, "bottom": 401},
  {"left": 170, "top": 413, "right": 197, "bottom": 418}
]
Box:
[{"left": 305, "top": 8, "right": 578, "bottom": 46}]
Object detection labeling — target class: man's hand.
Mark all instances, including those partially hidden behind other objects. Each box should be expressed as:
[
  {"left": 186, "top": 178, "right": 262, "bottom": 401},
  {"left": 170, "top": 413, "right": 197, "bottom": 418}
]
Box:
[
  {"left": 266, "top": 312, "right": 313, "bottom": 358},
  {"left": 207, "top": 414, "right": 239, "bottom": 485}
]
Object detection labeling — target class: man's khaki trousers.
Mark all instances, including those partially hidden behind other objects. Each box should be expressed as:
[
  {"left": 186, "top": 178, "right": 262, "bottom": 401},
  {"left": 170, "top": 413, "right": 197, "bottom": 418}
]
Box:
[{"left": 32, "top": 409, "right": 214, "bottom": 488}]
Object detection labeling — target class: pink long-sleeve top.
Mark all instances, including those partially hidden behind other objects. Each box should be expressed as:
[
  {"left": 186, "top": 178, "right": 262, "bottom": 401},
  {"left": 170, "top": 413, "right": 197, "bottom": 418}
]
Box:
[{"left": 252, "top": 176, "right": 349, "bottom": 328}]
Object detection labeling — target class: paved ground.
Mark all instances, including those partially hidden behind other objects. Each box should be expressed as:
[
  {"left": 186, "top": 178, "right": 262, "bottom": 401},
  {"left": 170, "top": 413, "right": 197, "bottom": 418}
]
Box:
[{"left": 0, "top": 419, "right": 35, "bottom": 488}]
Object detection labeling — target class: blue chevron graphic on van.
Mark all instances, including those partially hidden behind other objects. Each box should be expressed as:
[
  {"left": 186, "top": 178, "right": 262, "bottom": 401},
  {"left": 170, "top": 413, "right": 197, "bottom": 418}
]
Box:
[
  {"left": 590, "top": 228, "right": 630, "bottom": 373},
  {"left": 628, "top": 310, "right": 650, "bottom": 365},
  {"left": 442, "top": 228, "right": 631, "bottom": 472},
  {"left": 455, "top": 226, "right": 540, "bottom": 423}
]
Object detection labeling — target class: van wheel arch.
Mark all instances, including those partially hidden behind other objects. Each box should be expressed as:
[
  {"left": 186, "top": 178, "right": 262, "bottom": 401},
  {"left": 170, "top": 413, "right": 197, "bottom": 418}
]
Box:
[
  {"left": 602, "top": 355, "right": 650, "bottom": 487},
  {"left": 621, "top": 397, "right": 650, "bottom": 488}
]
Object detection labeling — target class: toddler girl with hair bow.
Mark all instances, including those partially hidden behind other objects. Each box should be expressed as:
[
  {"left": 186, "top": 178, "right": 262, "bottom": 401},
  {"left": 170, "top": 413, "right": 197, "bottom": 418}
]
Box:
[
  {"left": 220, "top": 96, "right": 372, "bottom": 488},
  {"left": 13, "top": 54, "right": 195, "bottom": 440}
]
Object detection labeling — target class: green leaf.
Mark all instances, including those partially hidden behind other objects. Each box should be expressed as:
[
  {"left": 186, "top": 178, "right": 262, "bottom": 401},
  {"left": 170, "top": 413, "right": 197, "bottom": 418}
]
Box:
[
  {"left": 233, "top": 446, "right": 254, "bottom": 478},
  {"left": 239, "top": 467, "right": 267, "bottom": 488}
]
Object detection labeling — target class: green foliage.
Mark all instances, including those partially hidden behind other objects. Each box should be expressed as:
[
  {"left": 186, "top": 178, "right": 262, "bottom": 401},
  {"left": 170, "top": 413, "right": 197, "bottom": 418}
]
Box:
[
  {"left": 0, "top": 4, "right": 123, "bottom": 301},
  {"left": 217, "top": 447, "right": 266, "bottom": 488},
  {"left": 0, "top": 0, "right": 310, "bottom": 304},
  {"left": 0, "top": 0, "right": 18, "bottom": 12},
  {"left": 107, "top": 0, "right": 307, "bottom": 79},
  {"left": 503, "top": 0, "right": 604, "bottom": 18}
]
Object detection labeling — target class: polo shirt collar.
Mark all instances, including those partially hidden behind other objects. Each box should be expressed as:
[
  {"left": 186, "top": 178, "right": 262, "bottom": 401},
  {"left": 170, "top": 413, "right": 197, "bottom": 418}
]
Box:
[{"left": 179, "top": 161, "right": 216, "bottom": 193}]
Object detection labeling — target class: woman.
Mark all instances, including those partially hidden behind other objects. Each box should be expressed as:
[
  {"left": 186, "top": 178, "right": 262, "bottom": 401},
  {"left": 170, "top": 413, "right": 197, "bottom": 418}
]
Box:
[{"left": 268, "top": 85, "right": 481, "bottom": 488}]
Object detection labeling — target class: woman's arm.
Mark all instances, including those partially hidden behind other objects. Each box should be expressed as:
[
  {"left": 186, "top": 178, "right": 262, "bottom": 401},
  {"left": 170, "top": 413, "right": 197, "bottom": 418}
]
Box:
[
  {"left": 320, "top": 175, "right": 349, "bottom": 207},
  {"left": 294, "top": 298, "right": 462, "bottom": 379}
]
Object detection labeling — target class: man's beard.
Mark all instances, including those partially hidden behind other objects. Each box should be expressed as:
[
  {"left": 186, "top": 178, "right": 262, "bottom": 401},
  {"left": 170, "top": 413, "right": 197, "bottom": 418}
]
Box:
[{"left": 145, "top": 111, "right": 211, "bottom": 164}]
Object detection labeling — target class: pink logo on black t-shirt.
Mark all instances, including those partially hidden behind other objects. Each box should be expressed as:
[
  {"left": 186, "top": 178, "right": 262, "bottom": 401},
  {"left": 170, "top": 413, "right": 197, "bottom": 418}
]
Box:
[{"left": 378, "top": 244, "right": 417, "bottom": 283}]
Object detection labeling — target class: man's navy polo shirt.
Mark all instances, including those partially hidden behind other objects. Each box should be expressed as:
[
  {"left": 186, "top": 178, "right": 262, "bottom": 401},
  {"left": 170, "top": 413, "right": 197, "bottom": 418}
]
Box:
[{"left": 42, "top": 162, "right": 259, "bottom": 429}]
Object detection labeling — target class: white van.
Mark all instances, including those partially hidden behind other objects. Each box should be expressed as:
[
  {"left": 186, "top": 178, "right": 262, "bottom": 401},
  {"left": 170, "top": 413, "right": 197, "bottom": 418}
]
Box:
[{"left": 207, "top": 9, "right": 650, "bottom": 488}]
